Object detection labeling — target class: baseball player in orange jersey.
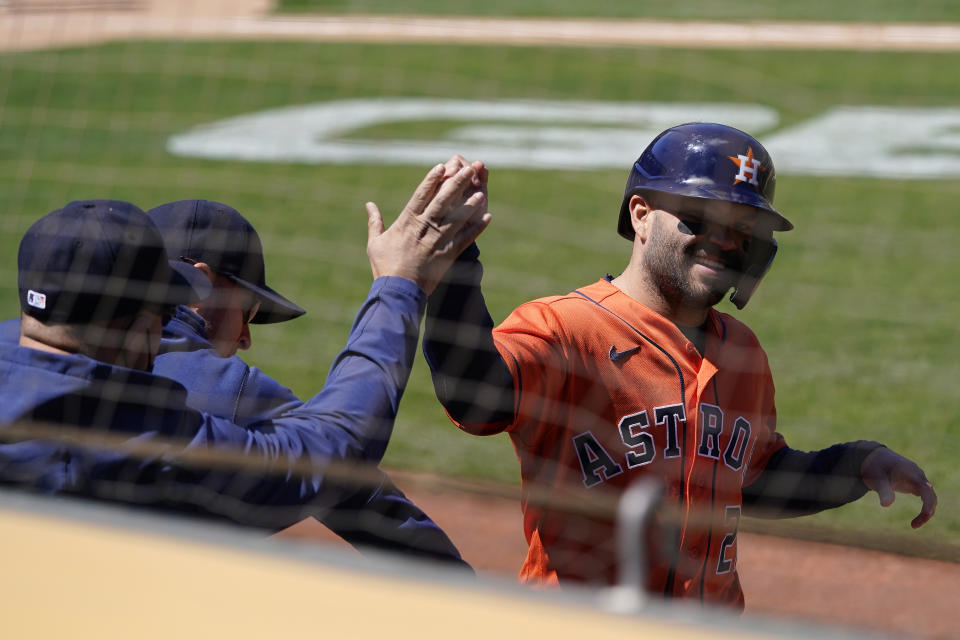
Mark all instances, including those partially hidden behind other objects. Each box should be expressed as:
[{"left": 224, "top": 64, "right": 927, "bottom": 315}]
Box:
[{"left": 422, "top": 125, "right": 938, "bottom": 609}]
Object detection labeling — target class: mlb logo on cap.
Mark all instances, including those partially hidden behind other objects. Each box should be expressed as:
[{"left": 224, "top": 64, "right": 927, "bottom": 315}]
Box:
[{"left": 26, "top": 290, "right": 47, "bottom": 310}]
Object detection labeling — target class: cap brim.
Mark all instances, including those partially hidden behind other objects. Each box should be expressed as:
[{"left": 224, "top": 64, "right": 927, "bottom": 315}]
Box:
[{"left": 226, "top": 275, "right": 306, "bottom": 324}]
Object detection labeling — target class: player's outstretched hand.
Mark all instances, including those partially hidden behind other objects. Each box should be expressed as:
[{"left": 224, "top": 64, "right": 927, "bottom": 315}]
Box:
[
  {"left": 860, "top": 447, "right": 937, "bottom": 529},
  {"left": 365, "top": 162, "right": 491, "bottom": 294},
  {"left": 442, "top": 154, "right": 488, "bottom": 207}
]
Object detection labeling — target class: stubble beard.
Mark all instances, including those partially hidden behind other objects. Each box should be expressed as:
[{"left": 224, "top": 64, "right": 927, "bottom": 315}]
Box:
[{"left": 643, "top": 233, "right": 732, "bottom": 311}]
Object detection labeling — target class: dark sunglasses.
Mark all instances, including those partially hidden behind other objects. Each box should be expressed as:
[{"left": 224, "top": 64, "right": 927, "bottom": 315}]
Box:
[{"left": 675, "top": 215, "right": 708, "bottom": 236}]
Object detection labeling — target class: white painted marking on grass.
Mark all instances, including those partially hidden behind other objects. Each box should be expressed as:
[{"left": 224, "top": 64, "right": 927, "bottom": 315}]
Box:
[
  {"left": 168, "top": 99, "right": 960, "bottom": 178},
  {"left": 765, "top": 107, "right": 960, "bottom": 178},
  {"left": 167, "top": 98, "right": 777, "bottom": 170}
]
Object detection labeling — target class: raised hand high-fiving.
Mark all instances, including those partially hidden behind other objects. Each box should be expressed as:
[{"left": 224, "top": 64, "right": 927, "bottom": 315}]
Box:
[{"left": 365, "top": 161, "right": 491, "bottom": 295}]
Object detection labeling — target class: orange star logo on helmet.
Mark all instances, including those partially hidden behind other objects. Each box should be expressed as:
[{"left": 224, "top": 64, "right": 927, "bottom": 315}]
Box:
[{"left": 728, "top": 147, "right": 764, "bottom": 188}]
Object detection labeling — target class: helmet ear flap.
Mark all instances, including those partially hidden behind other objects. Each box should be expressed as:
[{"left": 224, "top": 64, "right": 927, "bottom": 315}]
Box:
[{"left": 730, "top": 238, "right": 777, "bottom": 309}]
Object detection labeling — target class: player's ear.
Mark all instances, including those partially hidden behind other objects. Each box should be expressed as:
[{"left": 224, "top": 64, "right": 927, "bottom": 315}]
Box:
[
  {"left": 629, "top": 194, "right": 654, "bottom": 242},
  {"left": 187, "top": 261, "right": 217, "bottom": 284}
]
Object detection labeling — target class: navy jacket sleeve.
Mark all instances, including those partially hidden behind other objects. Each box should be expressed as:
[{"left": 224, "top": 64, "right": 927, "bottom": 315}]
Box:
[
  {"left": 158, "top": 276, "right": 424, "bottom": 463},
  {"left": 0, "top": 340, "right": 465, "bottom": 564},
  {"left": 0, "top": 344, "right": 368, "bottom": 529},
  {"left": 422, "top": 244, "right": 515, "bottom": 426},
  {"left": 153, "top": 278, "right": 468, "bottom": 566},
  {"left": 317, "top": 474, "right": 467, "bottom": 567}
]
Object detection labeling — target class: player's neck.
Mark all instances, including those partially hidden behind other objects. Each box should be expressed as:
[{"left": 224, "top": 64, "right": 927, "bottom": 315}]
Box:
[
  {"left": 611, "top": 269, "right": 709, "bottom": 327},
  {"left": 677, "top": 322, "right": 708, "bottom": 355}
]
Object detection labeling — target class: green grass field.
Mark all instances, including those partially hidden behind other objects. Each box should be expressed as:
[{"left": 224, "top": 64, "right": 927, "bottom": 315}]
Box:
[
  {"left": 276, "top": 0, "right": 960, "bottom": 22},
  {"left": 1, "top": 38, "right": 957, "bottom": 551}
]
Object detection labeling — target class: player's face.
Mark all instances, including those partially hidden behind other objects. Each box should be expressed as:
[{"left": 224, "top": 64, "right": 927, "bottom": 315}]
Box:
[
  {"left": 195, "top": 275, "right": 260, "bottom": 357},
  {"left": 642, "top": 199, "right": 759, "bottom": 309}
]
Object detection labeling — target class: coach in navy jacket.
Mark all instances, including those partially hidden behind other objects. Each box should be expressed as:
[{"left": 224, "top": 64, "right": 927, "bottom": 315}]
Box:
[{"left": 146, "top": 198, "right": 467, "bottom": 564}]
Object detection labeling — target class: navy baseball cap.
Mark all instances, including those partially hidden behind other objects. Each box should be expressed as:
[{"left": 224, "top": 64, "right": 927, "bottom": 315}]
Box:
[
  {"left": 18, "top": 200, "right": 212, "bottom": 324},
  {"left": 146, "top": 200, "right": 305, "bottom": 324}
]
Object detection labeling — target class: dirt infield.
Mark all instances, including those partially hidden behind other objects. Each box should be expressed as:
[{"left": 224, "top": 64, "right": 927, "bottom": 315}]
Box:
[
  {"left": 3, "top": 0, "right": 960, "bottom": 52},
  {"left": 277, "top": 472, "right": 959, "bottom": 640}
]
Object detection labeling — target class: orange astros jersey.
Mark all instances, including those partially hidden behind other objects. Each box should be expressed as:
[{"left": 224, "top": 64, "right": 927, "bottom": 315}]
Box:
[{"left": 459, "top": 278, "right": 786, "bottom": 609}]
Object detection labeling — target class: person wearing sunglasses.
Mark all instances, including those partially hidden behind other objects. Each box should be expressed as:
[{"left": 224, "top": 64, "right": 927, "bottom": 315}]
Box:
[{"left": 422, "top": 125, "right": 937, "bottom": 607}]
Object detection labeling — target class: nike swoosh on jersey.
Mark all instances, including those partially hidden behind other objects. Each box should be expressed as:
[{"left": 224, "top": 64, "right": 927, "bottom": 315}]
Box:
[{"left": 609, "top": 345, "right": 641, "bottom": 362}]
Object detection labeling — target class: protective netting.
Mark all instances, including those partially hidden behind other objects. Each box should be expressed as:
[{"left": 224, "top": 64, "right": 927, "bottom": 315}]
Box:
[{"left": 0, "top": 0, "right": 957, "bottom": 612}]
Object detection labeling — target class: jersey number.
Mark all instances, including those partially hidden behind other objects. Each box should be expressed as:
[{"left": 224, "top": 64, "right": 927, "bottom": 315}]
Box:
[{"left": 716, "top": 505, "right": 741, "bottom": 574}]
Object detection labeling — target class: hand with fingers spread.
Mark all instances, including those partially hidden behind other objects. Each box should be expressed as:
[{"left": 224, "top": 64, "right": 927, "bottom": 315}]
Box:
[
  {"left": 860, "top": 446, "right": 938, "bottom": 528},
  {"left": 366, "top": 162, "right": 491, "bottom": 295}
]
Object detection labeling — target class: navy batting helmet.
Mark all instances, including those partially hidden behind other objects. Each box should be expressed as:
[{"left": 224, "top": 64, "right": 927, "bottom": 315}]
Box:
[
  {"left": 617, "top": 122, "right": 793, "bottom": 240},
  {"left": 618, "top": 123, "right": 793, "bottom": 309}
]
